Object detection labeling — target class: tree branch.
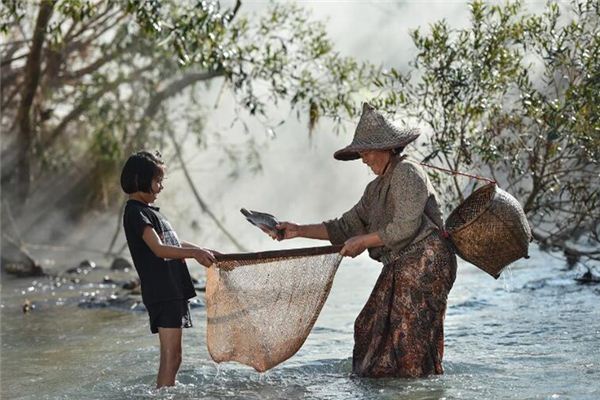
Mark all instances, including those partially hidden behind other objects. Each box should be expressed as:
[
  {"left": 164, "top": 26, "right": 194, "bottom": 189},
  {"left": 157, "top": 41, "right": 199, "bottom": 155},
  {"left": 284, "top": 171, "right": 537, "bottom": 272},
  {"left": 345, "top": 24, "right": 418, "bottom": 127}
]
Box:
[
  {"left": 1, "top": 80, "right": 22, "bottom": 109},
  {"left": 130, "top": 70, "right": 225, "bottom": 148},
  {"left": 64, "top": 4, "right": 119, "bottom": 43},
  {"left": 106, "top": 202, "right": 126, "bottom": 256},
  {"left": 167, "top": 127, "right": 246, "bottom": 252},
  {"left": 45, "top": 64, "right": 155, "bottom": 148},
  {"left": 229, "top": 0, "right": 242, "bottom": 21},
  {"left": 532, "top": 227, "right": 600, "bottom": 260},
  {"left": 1, "top": 52, "right": 28, "bottom": 66},
  {"left": 1, "top": 66, "right": 25, "bottom": 90},
  {"left": 59, "top": 44, "right": 129, "bottom": 82},
  {"left": 64, "top": 10, "right": 126, "bottom": 57}
]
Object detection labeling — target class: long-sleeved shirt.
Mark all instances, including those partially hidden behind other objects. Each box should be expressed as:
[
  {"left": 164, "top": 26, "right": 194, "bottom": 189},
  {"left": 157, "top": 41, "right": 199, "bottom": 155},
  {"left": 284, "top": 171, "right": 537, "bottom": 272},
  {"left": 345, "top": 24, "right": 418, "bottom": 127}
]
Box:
[{"left": 323, "top": 156, "right": 444, "bottom": 264}]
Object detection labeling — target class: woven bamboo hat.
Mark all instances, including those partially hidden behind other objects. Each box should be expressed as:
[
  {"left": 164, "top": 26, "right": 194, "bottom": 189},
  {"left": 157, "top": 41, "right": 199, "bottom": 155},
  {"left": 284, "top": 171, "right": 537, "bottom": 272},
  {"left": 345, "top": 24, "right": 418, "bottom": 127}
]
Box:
[{"left": 334, "top": 103, "right": 420, "bottom": 161}]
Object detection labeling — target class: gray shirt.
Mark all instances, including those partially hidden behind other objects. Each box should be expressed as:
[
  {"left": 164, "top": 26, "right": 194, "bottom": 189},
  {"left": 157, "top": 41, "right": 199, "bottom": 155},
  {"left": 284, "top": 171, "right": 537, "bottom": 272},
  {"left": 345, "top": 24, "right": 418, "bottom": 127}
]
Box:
[{"left": 323, "top": 157, "right": 443, "bottom": 263}]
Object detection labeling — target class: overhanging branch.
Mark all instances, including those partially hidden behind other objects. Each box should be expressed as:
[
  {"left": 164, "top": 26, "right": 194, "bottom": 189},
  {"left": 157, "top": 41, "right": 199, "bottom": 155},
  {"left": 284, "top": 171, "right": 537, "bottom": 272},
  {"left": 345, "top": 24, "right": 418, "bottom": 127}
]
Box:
[
  {"left": 532, "top": 227, "right": 600, "bottom": 262},
  {"left": 130, "top": 69, "right": 225, "bottom": 147},
  {"left": 167, "top": 128, "right": 246, "bottom": 252}
]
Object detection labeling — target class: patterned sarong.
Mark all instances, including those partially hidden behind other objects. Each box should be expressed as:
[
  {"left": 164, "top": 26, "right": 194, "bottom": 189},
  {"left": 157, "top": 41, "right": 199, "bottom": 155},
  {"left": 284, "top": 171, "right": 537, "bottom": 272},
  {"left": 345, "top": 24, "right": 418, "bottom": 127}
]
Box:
[{"left": 353, "top": 232, "right": 457, "bottom": 377}]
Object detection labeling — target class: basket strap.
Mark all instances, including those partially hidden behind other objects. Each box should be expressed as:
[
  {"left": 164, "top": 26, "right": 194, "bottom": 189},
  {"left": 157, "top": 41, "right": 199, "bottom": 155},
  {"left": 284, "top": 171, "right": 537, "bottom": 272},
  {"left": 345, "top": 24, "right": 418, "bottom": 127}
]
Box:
[
  {"left": 417, "top": 161, "right": 496, "bottom": 185},
  {"left": 413, "top": 159, "right": 492, "bottom": 239}
]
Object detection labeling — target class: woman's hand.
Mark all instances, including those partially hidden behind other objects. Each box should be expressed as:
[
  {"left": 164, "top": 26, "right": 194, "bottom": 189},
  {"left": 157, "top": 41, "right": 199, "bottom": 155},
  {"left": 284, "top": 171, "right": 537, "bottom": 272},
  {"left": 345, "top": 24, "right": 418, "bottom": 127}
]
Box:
[
  {"left": 263, "top": 222, "right": 329, "bottom": 241},
  {"left": 193, "top": 248, "right": 216, "bottom": 267},
  {"left": 267, "top": 222, "right": 299, "bottom": 241},
  {"left": 340, "top": 235, "right": 369, "bottom": 258}
]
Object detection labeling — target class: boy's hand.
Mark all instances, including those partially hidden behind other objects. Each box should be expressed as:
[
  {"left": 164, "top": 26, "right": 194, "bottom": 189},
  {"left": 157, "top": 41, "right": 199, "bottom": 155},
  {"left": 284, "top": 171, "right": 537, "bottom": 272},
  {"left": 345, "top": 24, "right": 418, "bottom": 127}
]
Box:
[
  {"left": 193, "top": 248, "right": 216, "bottom": 267},
  {"left": 205, "top": 248, "right": 222, "bottom": 256}
]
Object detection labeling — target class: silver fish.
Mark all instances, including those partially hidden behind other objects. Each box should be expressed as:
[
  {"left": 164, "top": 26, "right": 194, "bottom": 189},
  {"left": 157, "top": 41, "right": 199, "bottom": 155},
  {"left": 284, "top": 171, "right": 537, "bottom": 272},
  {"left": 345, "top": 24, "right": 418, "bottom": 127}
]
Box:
[{"left": 240, "top": 208, "right": 284, "bottom": 239}]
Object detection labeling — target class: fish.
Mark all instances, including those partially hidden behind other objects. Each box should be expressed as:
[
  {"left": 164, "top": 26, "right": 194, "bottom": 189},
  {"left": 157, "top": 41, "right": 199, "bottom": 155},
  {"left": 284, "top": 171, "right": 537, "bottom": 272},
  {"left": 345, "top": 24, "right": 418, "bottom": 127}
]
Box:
[{"left": 240, "top": 208, "right": 284, "bottom": 240}]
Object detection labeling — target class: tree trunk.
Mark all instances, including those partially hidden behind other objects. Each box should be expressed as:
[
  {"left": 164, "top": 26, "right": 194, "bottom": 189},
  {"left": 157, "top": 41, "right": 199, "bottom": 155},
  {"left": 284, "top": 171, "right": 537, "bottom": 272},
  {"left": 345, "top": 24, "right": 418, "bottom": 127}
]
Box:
[{"left": 8, "top": 0, "right": 55, "bottom": 211}]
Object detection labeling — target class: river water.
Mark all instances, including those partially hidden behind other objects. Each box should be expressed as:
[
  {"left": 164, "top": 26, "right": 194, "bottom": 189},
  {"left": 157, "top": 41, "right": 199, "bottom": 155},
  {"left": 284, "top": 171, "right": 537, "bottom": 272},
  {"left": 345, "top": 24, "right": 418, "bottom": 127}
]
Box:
[{"left": 2, "top": 245, "right": 599, "bottom": 400}]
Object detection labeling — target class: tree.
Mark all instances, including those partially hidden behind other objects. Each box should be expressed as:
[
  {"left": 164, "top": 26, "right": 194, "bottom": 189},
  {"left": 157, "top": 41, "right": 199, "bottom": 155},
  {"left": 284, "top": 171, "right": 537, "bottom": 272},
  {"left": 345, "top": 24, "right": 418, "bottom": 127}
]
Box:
[
  {"left": 1, "top": 0, "right": 374, "bottom": 252},
  {"left": 374, "top": 0, "right": 599, "bottom": 263}
]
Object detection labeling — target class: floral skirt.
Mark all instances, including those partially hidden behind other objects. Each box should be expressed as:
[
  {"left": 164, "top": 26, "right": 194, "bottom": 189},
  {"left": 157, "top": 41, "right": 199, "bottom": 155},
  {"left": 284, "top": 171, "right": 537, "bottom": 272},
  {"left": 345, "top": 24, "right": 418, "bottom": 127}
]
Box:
[{"left": 353, "top": 232, "right": 457, "bottom": 378}]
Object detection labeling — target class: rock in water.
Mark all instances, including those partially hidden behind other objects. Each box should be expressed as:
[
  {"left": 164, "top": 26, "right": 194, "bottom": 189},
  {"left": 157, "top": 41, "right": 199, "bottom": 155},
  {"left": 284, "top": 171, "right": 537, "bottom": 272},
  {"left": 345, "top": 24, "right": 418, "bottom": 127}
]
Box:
[
  {"left": 122, "top": 278, "right": 140, "bottom": 290},
  {"left": 22, "top": 299, "right": 34, "bottom": 313},
  {"left": 575, "top": 269, "right": 600, "bottom": 285},
  {"left": 66, "top": 259, "right": 97, "bottom": 274},
  {"left": 111, "top": 257, "right": 132, "bottom": 271},
  {"left": 2, "top": 258, "right": 44, "bottom": 277}
]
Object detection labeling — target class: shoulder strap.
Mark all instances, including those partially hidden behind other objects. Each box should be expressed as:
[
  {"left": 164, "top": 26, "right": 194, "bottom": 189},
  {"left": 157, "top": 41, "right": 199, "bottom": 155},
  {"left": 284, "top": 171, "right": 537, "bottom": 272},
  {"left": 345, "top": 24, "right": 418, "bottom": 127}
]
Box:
[{"left": 411, "top": 159, "right": 496, "bottom": 185}]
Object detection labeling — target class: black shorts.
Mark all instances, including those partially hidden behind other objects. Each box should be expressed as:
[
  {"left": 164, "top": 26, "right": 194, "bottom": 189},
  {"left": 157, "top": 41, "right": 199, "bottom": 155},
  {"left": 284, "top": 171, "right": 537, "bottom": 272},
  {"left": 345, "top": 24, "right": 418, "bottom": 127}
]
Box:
[{"left": 146, "top": 299, "right": 193, "bottom": 334}]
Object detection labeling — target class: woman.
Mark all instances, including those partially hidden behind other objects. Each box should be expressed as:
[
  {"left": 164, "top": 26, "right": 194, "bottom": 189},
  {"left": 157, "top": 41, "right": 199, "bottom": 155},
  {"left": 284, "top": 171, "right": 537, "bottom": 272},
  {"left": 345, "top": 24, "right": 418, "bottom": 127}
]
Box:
[{"left": 271, "top": 103, "right": 457, "bottom": 378}]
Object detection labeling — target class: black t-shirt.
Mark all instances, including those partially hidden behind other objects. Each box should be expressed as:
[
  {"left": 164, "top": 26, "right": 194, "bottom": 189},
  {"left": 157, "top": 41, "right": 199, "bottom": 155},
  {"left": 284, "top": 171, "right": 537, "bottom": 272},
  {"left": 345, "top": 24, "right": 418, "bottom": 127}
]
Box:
[{"left": 123, "top": 200, "right": 196, "bottom": 306}]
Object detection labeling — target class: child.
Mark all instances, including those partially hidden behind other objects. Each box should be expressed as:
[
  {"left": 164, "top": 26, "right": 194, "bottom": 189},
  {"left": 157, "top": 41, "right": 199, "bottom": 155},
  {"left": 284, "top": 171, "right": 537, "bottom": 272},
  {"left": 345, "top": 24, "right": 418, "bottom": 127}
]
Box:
[{"left": 120, "top": 150, "right": 216, "bottom": 388}]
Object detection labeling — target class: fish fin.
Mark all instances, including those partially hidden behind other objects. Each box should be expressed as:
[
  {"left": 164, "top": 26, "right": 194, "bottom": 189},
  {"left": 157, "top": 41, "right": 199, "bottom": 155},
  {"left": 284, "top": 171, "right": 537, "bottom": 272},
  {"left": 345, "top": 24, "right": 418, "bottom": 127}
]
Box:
[{"left": 248, "top": 209, "right": 276, "bottom": 219}]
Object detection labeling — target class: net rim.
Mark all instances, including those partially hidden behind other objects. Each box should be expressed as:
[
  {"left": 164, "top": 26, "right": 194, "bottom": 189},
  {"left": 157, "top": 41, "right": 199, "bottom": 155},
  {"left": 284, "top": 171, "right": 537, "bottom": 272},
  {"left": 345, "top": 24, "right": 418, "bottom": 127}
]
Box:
[{"left": 214, "top": 244, "right": 343, "bottom": 263}]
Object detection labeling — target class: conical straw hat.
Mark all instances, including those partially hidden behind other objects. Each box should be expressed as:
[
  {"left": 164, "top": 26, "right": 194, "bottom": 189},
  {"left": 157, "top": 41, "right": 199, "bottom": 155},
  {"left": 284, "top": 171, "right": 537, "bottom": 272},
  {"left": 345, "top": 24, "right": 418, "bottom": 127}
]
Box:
[{"left": 334, "top": 103, "right": 420, "bottom": 161}]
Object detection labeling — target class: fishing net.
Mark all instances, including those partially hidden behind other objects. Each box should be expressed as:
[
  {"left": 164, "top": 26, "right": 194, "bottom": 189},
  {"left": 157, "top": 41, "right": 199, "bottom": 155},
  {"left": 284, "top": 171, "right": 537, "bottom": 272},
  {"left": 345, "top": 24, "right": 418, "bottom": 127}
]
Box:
[{"left": 206, "top": 245, "right": 343, "bottom": 372}]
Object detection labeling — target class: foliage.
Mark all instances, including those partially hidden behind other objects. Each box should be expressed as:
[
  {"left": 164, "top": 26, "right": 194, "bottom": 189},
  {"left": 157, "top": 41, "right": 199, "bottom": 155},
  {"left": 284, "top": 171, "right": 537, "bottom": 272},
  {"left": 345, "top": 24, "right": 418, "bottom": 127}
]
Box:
[
  {"left": 0, "top": 0, "right": 373, "bottom": 213},
  {"left": 374, "top": 0, "right": 599, "bottom": 260}
]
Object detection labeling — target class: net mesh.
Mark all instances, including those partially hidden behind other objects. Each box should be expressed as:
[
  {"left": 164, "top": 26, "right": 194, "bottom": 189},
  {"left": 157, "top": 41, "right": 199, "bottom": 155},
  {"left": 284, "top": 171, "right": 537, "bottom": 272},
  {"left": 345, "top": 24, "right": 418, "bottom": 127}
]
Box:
[{"left": 206, "top": 246, "right": 342, "bottom": 372}]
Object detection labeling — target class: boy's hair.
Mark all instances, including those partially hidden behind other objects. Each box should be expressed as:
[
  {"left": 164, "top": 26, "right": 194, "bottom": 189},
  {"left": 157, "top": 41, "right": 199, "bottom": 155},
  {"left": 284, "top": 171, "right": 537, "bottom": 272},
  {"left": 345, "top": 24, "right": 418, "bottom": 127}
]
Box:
[{"left": 120, "top": 151, "right": 165, "bottom": 194}]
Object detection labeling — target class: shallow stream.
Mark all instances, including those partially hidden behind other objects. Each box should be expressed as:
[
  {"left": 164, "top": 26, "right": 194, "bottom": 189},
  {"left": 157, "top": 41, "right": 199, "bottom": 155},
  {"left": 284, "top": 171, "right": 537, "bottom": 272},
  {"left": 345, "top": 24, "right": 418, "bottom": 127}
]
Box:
[{"left": 2, "top": 246, "right": 599, "bottom": 399}]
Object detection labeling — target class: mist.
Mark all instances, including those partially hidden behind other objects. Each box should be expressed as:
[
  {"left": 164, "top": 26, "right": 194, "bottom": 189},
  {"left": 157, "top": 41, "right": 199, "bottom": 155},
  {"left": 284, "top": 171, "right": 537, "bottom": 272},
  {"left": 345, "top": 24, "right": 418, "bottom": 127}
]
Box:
[
  {"left": 9, "top": 1, "right": 550, "bottom": 267},
  {"left": 141, "top": 1, "right": 477, "bottom": 256}
]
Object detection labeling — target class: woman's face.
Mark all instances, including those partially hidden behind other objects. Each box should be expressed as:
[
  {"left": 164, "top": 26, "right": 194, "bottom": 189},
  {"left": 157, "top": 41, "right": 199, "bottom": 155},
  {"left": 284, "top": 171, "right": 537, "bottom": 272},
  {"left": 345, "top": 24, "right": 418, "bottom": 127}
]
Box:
[{"left": 359, "top": 150, "right": 392, "bottom": 175}]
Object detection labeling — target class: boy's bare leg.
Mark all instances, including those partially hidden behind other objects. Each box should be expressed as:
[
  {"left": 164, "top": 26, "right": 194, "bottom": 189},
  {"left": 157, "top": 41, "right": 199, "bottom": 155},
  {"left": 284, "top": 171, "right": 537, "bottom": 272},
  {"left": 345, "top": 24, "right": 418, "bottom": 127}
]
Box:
[{"left": 156, "top": 327, "right": 183, "bottom": 388}]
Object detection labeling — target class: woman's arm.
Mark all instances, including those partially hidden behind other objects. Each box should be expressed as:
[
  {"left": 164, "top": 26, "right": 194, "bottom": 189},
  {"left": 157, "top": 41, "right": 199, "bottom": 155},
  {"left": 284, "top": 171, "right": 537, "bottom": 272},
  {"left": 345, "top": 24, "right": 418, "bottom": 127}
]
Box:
[
  {"left": 273, "top": 222, "right": 382, "bottom": 258},
  {"left": 142, "top": 227, "right": 215, "bottom": 266},
  {"left": 269, "top": 222, "right": 330, "bottom": 240},
  {"left": 340, "top": 232, "right": 384, "bottom": 257}
]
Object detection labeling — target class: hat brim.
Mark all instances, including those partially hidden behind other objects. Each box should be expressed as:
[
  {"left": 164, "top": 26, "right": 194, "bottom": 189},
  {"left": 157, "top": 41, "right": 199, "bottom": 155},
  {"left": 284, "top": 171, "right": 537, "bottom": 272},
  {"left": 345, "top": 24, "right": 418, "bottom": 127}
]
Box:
[{"left": 333, "top": 134, "right": 420, "bottom": 161}]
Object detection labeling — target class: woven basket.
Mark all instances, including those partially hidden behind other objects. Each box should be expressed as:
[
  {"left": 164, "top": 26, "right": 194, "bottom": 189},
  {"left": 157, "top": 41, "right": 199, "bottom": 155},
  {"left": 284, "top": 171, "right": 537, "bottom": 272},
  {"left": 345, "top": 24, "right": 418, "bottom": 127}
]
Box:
[{"left": 445, "top": 183, "right": 531, "bottom": 279}]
